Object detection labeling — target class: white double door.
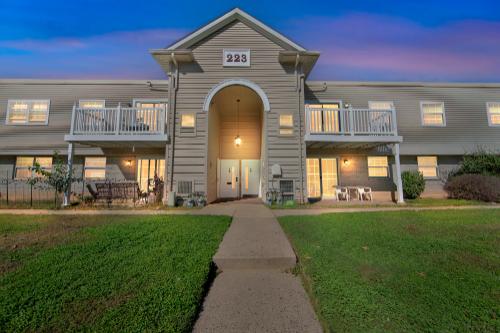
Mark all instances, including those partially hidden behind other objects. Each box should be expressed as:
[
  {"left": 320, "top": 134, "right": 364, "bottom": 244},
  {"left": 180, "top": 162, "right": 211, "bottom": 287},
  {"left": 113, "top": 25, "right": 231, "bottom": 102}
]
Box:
[{"left": 218, "top": 159, "right": 260, "bottom": 198}]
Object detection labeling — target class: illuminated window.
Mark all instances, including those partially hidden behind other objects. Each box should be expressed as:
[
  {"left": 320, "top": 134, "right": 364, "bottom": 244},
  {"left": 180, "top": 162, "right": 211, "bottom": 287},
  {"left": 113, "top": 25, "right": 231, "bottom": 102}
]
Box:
[
  {"left": 486, "top": 102, "right": 500, "bottom": 126},
  {"left": 421, "top": 102, "right": 445, "bottom": 126},
  {"left": 181, "top": 114, "right": 195, "bottom": 128},
  {"left": 306, "top": 103, "right": 340, "bottom": 133},
  {"left": 368, "top": 156, "right": 389, "bottom": 177},
  {"left": 6, "top": 100, "right": 50, "bottom": 125},
  {"left": 134, "top": 100, "right": 167, "bottom": 132},
  {"left": 306, "top": 158, "right": 321, "bottom": 197},
  {"left": 15, "top": 156, "right": 52, "bottom": 179},
  {"left": 79, "top": 100, "right": 105, "bottom": 109},
  {"left": 84, "top": 157, "right": 106, "bottom": 179},
  {"left": 137, "top": 158, "right": 165, "bottom": 193},
  {"left": 368, "top": 101, "right": 394, "bottom": 110},
  {"left": 279, "top": 114, "right": 294, "bottom": 135},
  {"left": 417, "top": 156, "right": 438, "bottom": 178}
]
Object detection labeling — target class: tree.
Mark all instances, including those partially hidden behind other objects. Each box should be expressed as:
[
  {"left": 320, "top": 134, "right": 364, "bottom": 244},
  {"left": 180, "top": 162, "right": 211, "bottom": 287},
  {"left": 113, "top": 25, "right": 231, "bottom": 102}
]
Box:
[{"left": 29, "top": 152, "right": 80, "bottom": 208}]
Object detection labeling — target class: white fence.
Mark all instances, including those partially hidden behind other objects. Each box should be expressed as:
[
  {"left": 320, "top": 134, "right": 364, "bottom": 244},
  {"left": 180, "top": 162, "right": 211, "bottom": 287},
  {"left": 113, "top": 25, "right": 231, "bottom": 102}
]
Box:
[
  {"left": 305, "top": 106, "right": 397, "bottom": 136},
  {"left": 71, "top": 105, "right": 166, "bottom": 135}
]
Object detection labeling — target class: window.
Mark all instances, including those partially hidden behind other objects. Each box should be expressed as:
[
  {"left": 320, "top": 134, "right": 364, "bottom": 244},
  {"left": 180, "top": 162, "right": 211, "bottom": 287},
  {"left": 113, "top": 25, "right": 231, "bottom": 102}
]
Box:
[
  {"left": 79, "top": 100, "right": 105, "bottom": 109},
  {"left": 181, "top": 114, "right": 195, "bottom": 128},
  {"left": 134, "top": 100, "right": 167, "bottom": 111},
  {"left": 137, "top": 158, "right": 165, "bottom": 193},
  {"left": 84, "top": 157, "right": 106, "bottom": 179},
  {"left": 134, "top": 100, "right": 167, "bottom": 132},
  {"left": 306, "top": 158, "right": 321, "bottom": 197},
  {"left": 306, "top": 102, "right": 341, "bottom": 133},
  {"left": 6, "top": 100, "right": 50, "bottom": 125},
  {"left": 15, "top": 156, "right": 52, "bottom": 179},
  {"left": 369, "top": 101, "right": 394, "bottom": 110},
  {"left": 279, "top": 114, "right": 294, "bottom": 135},
  {"left": 420, "top": 102, "right": 445, "bottom": 126},
  {"left": 417, "top": 156, "right": 438, "bottom": 178},
  {"left": 486, "top": 102, "right": 500, "bottom": 126},
  {"left": 368, "top": 156, "right": 389, "bottom": 177}
]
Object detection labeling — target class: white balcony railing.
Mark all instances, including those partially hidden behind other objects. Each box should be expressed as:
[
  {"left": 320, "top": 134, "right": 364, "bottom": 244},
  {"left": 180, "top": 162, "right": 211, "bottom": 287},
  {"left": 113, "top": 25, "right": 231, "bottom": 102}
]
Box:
[
  {"left": 305, "top": 106, "right": 397, "bottom": 136},
  {"left": 70, "top": 104, "right": 166, "bottom": 136}
]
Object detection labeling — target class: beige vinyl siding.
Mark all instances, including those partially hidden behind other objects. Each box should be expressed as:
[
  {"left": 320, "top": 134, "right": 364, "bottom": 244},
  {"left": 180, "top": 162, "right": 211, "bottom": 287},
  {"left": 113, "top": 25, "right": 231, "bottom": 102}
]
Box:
[
  {"left": 170, "top": 20, "right": 304, "bottom": 198},
  {"left": 0, "top": 81, "right": 168, "bottom": 154},
  {"left": 305, "top": 82, "right": 500, "bottom": 155}
]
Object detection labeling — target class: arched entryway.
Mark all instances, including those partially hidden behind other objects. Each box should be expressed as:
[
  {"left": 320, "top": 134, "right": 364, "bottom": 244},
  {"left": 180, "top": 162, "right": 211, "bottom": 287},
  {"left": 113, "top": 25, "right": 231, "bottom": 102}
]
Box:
[{"left": 206, "top": 81, "right": 268, "bottom": 203}]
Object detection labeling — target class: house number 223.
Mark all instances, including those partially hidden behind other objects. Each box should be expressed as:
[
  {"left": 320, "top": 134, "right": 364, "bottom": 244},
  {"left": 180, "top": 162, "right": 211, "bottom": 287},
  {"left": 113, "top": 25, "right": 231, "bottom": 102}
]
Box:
[{"left": 223, "top": 49, "right": 250, "bottom": 67}]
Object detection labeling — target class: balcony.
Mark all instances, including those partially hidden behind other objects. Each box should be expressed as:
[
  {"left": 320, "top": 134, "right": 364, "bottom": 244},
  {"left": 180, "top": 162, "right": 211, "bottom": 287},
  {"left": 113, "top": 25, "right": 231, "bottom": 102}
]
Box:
[
  {"left": 64, "top": 105, "right": 168, "bottom": 147},
  {"left": 304, "top": 106, "right": 402, "bottom": 148}
]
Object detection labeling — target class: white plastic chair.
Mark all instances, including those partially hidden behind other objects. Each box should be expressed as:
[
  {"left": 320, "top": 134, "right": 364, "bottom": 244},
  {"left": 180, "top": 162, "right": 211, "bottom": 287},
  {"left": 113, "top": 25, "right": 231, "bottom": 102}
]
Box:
[
  {"left": 363, "top": 187, "right": 373, "bottom": 201},
  {"left": 357, "top": 187, "right": 365, "bottom": 201},
  {"left": 336, "top": 187, "right": 350, "bottom": 201}
]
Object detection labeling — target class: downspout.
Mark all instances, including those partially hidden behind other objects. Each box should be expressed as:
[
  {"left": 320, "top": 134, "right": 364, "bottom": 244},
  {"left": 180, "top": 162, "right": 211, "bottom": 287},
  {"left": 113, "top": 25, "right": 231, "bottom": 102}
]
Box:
[
  {"left": 169, "top": 53, "right": 179, "bottom": 193},
  {"left": 295, "top": 54, "right": 306, "bottom": 204}
]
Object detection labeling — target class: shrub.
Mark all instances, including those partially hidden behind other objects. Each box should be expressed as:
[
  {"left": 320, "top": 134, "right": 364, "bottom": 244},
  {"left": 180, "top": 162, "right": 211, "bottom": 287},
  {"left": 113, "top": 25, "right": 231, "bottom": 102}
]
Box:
[
  {"left": 453, "top": 149, "right": 500, "bottom": 177},
  {"left": 402, "top": 171, "right": 425, "bottom": 199},
  {"left": 444, "top": 174, "right": 500, "bottom": 202}
]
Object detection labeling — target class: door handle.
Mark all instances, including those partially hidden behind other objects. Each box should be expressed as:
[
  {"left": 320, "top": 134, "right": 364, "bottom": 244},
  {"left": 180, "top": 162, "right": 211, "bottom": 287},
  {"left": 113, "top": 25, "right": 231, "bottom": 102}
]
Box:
[{"left": 236, "top": 177, "right": 238, "bottom": 182}]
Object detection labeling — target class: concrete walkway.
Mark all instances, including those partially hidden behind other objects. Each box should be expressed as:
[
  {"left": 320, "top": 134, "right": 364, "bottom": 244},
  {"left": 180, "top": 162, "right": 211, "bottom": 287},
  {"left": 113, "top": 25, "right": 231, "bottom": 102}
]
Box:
[{"left": 193, "top": 200, "right": 322, "bottom": 333}]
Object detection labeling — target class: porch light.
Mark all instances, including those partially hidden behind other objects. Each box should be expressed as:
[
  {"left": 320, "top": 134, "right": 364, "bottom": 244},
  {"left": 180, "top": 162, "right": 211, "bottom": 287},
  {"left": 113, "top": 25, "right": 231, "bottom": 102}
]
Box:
[
  {"left": 126, "top": 160, "right": 132, "bottom": 167},
  {"left": 343, "top": 159, "right": 350, "bottom": 167},
  {"left": 234, "top": 98, "right": 241, "bottom": 147},
  {"left": 234, "top": 135, "right": 242, "bottom": 147}
]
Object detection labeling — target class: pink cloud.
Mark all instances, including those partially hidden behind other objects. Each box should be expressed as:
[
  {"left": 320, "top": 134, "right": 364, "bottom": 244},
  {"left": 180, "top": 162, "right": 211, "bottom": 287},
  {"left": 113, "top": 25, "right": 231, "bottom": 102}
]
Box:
[{"left": 289, "top": 14, "right": 500, "bottom": 81}]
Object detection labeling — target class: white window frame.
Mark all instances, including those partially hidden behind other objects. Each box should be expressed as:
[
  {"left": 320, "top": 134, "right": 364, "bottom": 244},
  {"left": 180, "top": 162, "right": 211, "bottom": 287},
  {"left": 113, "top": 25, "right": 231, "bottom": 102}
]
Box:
[
  {"left": 367, "top": 156, "right": 389, "bottom": 178},
  {"left": 368, "top": 101, "right": 394, "bottom": 110},
  {"left": 181, "top": 113, "right": 196, "bottom": 128},
  {"left": 305, "top": 99, "right": 343, "bottom": 133},
  {"left": 84, "top": 157, "right": 107, "bottom": 180},
  {"left": 14, "top": 156, "right": 53, "bottom": 179},
  {"left": 486, "top": 102, "right": 500, "bottom": 127},
  {"left": 78, "top": 99, "right": 106, "bottom": 109},
  {"left": 420, "top": 101, "right": 446, "bottom": 127},
  {"left": 279, "top": 114, "right": 294, "bottom": 135},
  {"left": 6, "top": 99, "right": 50, "bottom": 125},
  {"left": 132, "top": 98, "right": 168, "bottom": 110},
  {"left": 417, "top": 156, "right": 439, "bottom": 179}
]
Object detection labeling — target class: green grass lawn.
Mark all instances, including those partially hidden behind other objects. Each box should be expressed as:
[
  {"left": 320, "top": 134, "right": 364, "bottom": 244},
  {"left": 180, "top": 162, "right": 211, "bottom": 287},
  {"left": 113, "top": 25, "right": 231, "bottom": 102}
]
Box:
[
  {"left": 279, "top": 209, "right": 500, "bottom": 332},
  {"left": 0, "top": 214, "right": 230, "bottom": 332}
]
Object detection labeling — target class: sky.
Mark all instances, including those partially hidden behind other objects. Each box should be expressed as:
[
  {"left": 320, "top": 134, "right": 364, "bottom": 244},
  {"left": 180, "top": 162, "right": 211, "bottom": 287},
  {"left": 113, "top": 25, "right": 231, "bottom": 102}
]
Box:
[{"left": 1, "top": 0, "right": 500, "bottom": 82}]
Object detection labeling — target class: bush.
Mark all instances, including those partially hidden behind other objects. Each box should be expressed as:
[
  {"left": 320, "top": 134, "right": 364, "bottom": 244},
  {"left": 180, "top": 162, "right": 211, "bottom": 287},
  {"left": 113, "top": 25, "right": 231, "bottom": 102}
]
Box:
[
  {"left": 402, "top": 171, "right": 425, "bottom": 199},
  {"left": 444, "top": 174, "right": 500, "bottom": 202},
  {"left": 453, "top": 149, "right": 500, "bottom": 177}
]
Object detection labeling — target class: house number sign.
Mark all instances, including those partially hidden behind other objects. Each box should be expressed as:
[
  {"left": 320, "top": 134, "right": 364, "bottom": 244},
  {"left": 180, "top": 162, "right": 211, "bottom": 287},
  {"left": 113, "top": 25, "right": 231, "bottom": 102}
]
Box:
[{"left": 223, "top": 49, "right": 250, "bottom": 67}]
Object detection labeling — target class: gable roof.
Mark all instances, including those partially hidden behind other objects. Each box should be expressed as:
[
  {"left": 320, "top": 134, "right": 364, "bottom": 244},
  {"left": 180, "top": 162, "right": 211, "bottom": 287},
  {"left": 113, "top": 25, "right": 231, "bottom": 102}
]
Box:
[{"left": 165, "top": 8, "right": 306, "bottom": 51}]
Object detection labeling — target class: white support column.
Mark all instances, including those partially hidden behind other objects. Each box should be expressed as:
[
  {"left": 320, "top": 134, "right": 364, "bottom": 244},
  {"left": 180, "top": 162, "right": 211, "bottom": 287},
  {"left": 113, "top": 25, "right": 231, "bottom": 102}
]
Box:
[
  {"left": 163, "top": 144, "right": 169, "bottom": 206},
  {"left": 63, "top": 143, "right": 74, "bottom": 207},
  {"left": 394, "top": 143, "right": 404, "bottom": 204}
]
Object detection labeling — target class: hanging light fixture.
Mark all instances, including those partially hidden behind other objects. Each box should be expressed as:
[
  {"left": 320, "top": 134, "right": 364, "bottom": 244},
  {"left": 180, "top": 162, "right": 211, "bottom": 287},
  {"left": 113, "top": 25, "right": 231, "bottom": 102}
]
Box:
[{"left": 234, "top": 98, "right": 242, "bottom": 147}]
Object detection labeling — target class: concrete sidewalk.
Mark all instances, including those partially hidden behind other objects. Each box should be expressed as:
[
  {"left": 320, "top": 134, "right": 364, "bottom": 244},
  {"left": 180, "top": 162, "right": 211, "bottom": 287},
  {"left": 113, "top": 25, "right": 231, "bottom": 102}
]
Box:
[{"left": 193, "top": 201, "right": 322, "bottom": 333}]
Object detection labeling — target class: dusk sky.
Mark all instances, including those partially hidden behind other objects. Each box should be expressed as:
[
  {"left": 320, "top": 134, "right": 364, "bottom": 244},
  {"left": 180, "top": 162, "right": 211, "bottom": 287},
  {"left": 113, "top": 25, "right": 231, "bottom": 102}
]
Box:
[{"left": 1, "top": 0, "right": 499, "bottom": 82}]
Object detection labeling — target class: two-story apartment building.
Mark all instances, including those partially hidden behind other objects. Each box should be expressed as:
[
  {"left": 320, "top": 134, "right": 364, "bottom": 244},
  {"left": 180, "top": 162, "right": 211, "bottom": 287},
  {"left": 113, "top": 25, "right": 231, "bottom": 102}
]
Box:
[{"left": 1, "top": 8, "right": 499, "bottom": 205}]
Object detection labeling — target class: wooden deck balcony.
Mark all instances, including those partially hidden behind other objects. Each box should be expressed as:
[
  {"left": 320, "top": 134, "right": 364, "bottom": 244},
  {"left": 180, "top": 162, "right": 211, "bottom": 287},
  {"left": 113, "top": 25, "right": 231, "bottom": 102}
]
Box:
[
  {"left": 64, "top": 104, "right": 169, "bottom": 147},
  {"left": 304, "top": 106, "right": 403, "bottom": 148}
]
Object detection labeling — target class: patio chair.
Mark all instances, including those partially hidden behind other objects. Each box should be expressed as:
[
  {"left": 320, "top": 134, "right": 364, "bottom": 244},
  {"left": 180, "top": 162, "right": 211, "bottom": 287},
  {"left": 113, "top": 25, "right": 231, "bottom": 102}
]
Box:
[
  {"left": 357, "top": 187, "right": 365, "bottom": 201},
  {"left": 336, "top": 187, "right": 350, "bottom": 201},
  {"left": 363, "top": 187, "right": 373, "bottom": 201}
]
